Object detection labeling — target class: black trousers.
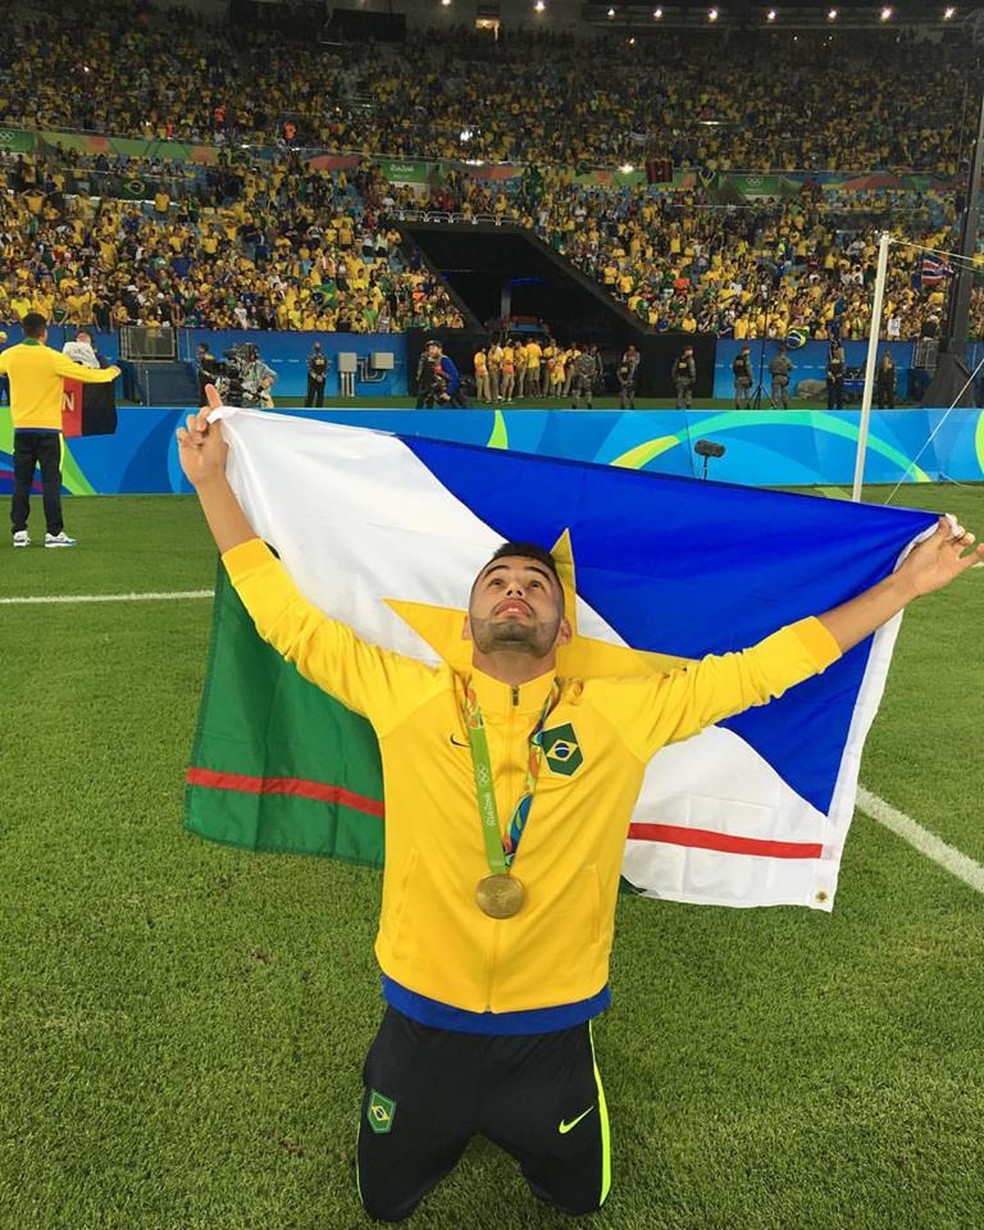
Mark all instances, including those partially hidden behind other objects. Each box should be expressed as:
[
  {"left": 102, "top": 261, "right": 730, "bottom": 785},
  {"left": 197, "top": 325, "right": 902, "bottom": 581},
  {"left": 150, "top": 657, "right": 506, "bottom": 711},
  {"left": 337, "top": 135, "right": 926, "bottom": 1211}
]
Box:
[
  {"left": 11, "top": 431, "right": 63, "bottom": 535},
  {"left": 305, "top": 377, "right": 325, "bottom": 408},
  {"left": 357, "top": 1007, "right": 610, "bottom": 1222}
]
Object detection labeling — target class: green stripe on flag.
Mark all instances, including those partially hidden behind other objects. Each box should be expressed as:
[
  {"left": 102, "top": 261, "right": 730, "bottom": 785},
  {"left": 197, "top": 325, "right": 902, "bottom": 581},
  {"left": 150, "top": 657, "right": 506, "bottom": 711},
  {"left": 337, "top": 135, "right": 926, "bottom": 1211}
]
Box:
[{"left": 184, "top": 562, "right": 385, "bottom": 865}]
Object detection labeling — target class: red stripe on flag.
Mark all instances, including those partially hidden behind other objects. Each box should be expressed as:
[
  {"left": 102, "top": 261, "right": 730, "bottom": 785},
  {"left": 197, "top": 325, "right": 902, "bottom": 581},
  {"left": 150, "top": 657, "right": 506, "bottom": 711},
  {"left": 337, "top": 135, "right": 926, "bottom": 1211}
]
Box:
[
  {"left": 186, "top": 766, "right": 385, "bottom": 818},
  {"left": 62, "top": 378, "right": 83, "bottom": 438},
  {"left": 627, "top": 822, "right": 821, "bottom": 860}
]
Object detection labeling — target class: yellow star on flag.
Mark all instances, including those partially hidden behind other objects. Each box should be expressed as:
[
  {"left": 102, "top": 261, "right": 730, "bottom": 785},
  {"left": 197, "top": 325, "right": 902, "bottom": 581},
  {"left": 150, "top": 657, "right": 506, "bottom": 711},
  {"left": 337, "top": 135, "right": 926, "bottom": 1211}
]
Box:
[{"left": 386, "top": 530, "right": 694, "bottom": 676}]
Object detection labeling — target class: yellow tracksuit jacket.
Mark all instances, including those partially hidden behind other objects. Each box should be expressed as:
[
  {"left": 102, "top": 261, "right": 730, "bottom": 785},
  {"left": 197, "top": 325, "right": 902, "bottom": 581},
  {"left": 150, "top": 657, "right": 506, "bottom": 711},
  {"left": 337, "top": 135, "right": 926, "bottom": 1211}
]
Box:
[
  {"left": 224, "top": 539, "right": 841, "bottom": 1018},
  {"left": 0, "top": 339, "right": 117, "bottom": 431}
]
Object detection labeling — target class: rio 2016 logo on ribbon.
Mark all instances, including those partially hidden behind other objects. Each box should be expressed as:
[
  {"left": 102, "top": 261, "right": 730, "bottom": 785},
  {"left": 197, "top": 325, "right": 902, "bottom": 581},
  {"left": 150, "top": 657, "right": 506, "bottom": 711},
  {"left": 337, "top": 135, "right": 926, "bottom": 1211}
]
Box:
[{"left": 541, "top": 723, "right": 583, "bottom": 776}]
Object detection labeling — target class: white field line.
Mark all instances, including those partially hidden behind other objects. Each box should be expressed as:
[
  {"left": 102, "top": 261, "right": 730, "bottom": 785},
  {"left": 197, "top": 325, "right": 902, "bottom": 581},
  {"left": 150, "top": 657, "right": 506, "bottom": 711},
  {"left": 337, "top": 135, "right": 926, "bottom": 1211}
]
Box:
[
  {"left": 0, "top": 590, "right": 213, "bottom": 605},
  {"left": 856, "top": 785, "right": 984, "bottom": 896}
]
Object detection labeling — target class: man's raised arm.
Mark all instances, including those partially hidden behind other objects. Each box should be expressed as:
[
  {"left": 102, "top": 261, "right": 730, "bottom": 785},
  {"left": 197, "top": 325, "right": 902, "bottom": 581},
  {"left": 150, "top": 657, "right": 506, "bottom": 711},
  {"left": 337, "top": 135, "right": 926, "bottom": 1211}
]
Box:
[
  {"left": 818, "top": 516, "right": 983, "bottom": 653},
  {"left": 175, "top": 385, "right": 255, "bottom": 554}
]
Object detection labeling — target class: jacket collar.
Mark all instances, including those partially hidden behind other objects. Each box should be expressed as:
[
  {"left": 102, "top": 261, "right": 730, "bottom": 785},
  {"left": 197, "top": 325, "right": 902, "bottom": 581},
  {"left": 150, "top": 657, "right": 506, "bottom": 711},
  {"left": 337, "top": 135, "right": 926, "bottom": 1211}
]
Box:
[{"left": 466, "top": 666, "right": 557, "bottom": 718}]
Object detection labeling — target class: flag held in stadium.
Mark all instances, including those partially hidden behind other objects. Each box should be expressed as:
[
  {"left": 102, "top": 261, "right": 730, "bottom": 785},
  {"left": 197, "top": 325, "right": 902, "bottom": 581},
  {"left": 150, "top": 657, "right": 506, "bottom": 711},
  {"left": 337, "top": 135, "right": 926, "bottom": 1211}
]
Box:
[{"left": 185, "top": 409, "right": 937, "bottom": 913}]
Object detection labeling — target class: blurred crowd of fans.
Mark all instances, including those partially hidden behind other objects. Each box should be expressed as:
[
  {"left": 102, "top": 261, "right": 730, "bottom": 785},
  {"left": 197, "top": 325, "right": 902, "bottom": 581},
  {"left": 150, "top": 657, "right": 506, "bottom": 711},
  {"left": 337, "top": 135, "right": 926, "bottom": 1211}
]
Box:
[
  {"left": 0, "top": 2, "right": 972, "bottom": 172},
  {"left": 0, "top": 1, "right": 977, "bottom": 338}
]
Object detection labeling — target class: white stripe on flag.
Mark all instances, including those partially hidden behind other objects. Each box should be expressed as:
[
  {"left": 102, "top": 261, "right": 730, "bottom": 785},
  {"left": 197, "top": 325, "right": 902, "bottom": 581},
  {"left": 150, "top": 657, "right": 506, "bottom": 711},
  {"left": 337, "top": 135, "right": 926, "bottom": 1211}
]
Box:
[{"left": 0, "top": 590, "right": 213, "bottom": 605}]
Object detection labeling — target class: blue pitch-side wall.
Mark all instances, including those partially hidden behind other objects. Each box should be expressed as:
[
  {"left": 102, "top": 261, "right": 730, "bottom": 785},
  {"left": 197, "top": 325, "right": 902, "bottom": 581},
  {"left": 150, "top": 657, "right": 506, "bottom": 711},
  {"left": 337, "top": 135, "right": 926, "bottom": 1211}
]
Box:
[
  {"left": 8, "top": 326, "right": 983, "bottom": 405},
  {"left": 3, "top": 407, "right": 978, "bottom": 496},
  {"left": 0, "top": 326, "right": 410, "bottom": 399}
]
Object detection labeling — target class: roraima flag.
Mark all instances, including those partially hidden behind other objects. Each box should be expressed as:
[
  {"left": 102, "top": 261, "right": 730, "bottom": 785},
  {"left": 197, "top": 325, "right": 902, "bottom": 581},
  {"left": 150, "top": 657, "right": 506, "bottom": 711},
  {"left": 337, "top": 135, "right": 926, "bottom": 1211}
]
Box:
[{"left": 184, "top": 408, "right": 936, "bottom": 911}]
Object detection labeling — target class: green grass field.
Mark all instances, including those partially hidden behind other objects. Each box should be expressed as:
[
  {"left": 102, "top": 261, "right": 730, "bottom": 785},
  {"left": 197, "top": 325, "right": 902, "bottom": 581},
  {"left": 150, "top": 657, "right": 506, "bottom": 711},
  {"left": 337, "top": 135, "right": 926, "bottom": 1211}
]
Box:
[{"left": 1, "top": 483, "right": 982, "bottom": 1230}]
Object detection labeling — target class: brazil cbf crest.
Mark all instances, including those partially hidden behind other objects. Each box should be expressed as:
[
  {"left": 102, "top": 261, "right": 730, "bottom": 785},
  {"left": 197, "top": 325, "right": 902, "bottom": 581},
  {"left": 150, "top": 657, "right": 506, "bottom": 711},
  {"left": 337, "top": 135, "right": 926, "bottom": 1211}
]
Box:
[
  {"left": 541, "top": 723, "right": 583, "bottom": 776},
  {"left": 367, "top": 1090, "right": 396, "bottom": 1134}
]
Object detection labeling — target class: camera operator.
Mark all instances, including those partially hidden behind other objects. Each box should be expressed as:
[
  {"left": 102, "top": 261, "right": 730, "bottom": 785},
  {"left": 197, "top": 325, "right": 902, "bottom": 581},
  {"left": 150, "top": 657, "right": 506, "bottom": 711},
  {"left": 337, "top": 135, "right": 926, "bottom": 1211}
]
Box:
[
  {"left": 244, "top": 343, "right": 277, "bottom": 409},
  {"left": 415, "top": 341, "right": 467, "bottom": 410},
  {"left": 217, "top": 343, "right": 277, "bottom": 409}
]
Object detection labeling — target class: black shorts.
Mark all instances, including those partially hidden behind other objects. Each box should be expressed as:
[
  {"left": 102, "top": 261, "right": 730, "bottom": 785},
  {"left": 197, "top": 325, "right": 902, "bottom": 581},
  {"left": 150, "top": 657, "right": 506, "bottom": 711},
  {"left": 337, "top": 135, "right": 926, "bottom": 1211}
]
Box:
[{"left": 356, "top": 1007, "right": 611, "bottom": 1222}]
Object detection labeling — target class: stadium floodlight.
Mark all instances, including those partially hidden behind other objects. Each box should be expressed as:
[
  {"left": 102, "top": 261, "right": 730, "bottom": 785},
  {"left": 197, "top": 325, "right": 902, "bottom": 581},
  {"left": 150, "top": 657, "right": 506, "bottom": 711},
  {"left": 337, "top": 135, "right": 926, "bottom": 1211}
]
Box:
[
  {"left": 628, "top": 35, "right": 636, "bottom": 43},
  {"left": 440, "top": 0, "right": 451, "bottom": 7},
  {"left": 608, "top": 6, "right": 615, "bottom": 16},
  {"left": 767, "top": 8, "right": 777, "bottom": 19},
  {"left": 944, "top": 5, "right": 956, "bottom": 16},
  {"left": 534, "top": 0, "right": 545, "bottom": 11},
  {"left": 880, "top": 5, "right": 892, "bottom": 17},
  {"left": 653, "top": 6, "right": 663, "bottom": 16},
  {"left": 827, "top": 6, "right": 837, "bottom": 17},
  {"left": 708, "top": 7, "right": 719, "bottom": 19}
]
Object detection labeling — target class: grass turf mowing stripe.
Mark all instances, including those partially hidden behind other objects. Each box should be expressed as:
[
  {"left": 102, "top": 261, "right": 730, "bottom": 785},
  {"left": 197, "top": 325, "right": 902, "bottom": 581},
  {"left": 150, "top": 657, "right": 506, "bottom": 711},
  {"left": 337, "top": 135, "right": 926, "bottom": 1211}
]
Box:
[
  {"left": 856, "top": 784, "right": 984, "bottom": 896},
  {"left": 0, "top": 589, "right": 213, "bottom": 605}
]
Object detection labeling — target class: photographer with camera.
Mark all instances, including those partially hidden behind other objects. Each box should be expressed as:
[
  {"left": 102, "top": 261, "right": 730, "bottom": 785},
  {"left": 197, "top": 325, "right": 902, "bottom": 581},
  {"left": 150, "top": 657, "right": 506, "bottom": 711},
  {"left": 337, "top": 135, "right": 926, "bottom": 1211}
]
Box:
[
  {"left": 415, "top": 341, "right": 467, "bottom": 410},
  {"left": 216, "top": 343, "right": 277, "bottom": 410}
]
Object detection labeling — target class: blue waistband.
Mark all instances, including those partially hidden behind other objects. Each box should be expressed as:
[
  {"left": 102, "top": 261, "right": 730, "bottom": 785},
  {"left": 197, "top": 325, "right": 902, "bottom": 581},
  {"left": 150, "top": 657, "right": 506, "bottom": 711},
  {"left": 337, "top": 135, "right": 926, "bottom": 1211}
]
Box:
[
  {"left": 381, "top": 975, "right": 611, "bottom": 1036},
  {"left": 14, "top": 427, "right": 60, "bottom": 434}
]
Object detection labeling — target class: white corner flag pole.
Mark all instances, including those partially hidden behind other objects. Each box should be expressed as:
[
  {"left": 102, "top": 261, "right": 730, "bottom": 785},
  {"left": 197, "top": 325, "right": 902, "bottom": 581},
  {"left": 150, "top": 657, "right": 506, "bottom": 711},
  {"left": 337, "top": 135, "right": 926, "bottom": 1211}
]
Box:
[{"left": 852, "top": 231, "right": 892, "bottom": 502}]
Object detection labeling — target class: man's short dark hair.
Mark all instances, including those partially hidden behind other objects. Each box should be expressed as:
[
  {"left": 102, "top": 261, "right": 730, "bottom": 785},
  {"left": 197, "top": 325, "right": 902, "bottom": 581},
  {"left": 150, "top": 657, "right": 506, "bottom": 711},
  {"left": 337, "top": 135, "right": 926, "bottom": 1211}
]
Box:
[
  {"left": 21, "top": 312, "right": 47, "bottom": 338},
  {"left": 488, "top": 541, "right": 559, "bottom": 582}
]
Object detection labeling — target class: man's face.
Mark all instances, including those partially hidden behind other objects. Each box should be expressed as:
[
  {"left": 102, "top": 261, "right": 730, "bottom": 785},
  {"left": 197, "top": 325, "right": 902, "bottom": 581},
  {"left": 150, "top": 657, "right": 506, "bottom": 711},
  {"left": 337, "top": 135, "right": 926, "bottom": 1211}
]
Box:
[{"left": 464, "top": 556, "right": 570, "bottom": 661}]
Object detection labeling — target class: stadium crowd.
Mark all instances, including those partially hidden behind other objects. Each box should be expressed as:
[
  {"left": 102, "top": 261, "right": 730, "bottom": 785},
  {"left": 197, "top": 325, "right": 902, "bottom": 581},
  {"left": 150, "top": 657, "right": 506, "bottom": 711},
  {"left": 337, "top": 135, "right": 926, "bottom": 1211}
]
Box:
[
  {"left": 0, "top": 2, "right": 977, "bottom": 339},
  {"left": 0, "top": 150, "right": 464, "bottom": 332},
  {"left": 0, "top": 2, "right": 973, "bottom": 173}
]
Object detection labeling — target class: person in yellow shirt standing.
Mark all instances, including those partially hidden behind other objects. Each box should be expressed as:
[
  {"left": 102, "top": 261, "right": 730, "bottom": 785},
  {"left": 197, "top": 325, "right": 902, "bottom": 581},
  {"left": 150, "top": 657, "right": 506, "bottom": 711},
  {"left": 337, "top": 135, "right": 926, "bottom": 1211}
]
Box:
[
  {"left": 525, "top": 337, "right": 542, "bottom": 401},
  {"left": 1, "top": 313, "right": 120, "bottom": 547},
  {"left": 514, "top": 340, "right": 528, "bottom": 401},
  {"left": 500, "top": 341, "right": 515, "bottom": 403},
  {"left": 473, "top": 346, "right": 490, "bottom": 403}
]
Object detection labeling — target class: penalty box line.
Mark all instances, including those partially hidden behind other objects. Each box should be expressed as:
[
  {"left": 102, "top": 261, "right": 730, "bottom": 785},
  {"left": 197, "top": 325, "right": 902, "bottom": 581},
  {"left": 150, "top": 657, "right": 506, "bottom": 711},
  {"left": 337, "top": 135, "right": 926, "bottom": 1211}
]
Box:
[{"left": 856, "top": 786, "right": 984, "bottom": 897}]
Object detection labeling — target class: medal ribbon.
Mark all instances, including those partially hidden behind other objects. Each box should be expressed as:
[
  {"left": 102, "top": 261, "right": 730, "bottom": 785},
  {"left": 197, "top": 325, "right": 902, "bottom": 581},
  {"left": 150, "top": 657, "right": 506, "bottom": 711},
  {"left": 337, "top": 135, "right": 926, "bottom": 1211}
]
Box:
[{"left": 462, "top": 681, "right": 561, "bottom": 874}]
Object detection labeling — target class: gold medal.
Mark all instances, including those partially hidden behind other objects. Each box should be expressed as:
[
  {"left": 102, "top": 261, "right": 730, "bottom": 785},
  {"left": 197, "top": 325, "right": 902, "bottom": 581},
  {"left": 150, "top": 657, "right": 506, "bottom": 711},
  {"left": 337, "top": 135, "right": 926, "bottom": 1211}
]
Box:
[{"left": 476, "top": 874, "right": 525, "bottom": 919}]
